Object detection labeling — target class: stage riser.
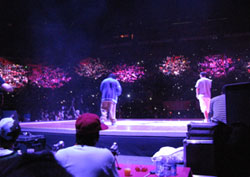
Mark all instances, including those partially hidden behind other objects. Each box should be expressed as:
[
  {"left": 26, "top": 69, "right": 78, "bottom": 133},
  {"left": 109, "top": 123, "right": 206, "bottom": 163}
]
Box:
[{"left": 29, "top": 132, "right": 184, "bottom": 156}]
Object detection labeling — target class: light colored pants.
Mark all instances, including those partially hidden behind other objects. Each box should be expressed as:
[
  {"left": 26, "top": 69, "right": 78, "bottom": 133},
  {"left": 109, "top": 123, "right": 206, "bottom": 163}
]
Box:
[
  {"left": 198, "top": 95, "right": 211, "bottom": 114},
  {"left": 100, "top": 101, "right": 117, "bottom": 123}
]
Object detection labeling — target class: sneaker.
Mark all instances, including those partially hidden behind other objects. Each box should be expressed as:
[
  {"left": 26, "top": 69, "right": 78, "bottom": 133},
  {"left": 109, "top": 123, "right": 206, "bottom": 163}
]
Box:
[
  {"left": 203, "top": 119, "right": 210, "bottom": 123},
  {"left": 100, "top": 123, "right": 109, "bottom": 130},
  {"left": 111, "top": 121, "right": 117, "bottom": 126}
]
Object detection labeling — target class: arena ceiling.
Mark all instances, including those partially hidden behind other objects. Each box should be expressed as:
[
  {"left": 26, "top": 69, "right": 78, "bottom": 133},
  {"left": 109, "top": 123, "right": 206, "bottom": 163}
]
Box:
[{"left": 0, "top": 0, "right": 249, "bottom": 63}]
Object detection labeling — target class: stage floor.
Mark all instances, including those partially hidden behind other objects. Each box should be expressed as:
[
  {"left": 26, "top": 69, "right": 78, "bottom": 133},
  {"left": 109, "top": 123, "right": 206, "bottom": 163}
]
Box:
[{"left": 20, "top": 118, "right": 204, "bottom": 137}]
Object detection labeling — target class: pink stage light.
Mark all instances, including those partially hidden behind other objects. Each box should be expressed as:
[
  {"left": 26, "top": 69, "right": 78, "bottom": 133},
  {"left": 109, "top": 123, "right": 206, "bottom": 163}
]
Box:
[
  {"left": 113, "top": 64, "right": 145, "bottom": 83},
  {"left": 0, "top": 57, "right": 28, "bottom": 88},
  {"left": 199, "top": 55, "right": 235, "bottom": 78},
  {"left": 159, "top": 55, "right": 190, "bottom": 76},
  {"left": 75, "top": 57, "right": 109, "bottom": 79},
  {"left": 28, "top": 64, "right": 71, "bottom": 89}
]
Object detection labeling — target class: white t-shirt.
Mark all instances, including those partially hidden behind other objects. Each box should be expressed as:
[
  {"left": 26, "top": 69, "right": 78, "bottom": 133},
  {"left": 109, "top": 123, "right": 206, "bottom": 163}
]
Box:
[
  {"left": 195, "top": 77, "right": 212, "bottom": 98},
  {"left": 55, "top": 145, "right": 119, "bottom": 177}
]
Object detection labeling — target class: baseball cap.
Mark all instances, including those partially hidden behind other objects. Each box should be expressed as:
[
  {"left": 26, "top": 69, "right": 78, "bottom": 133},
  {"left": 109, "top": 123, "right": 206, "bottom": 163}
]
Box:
[
  {"left": 0, "top": 117, "right": 21, "bottom": 141},
  {"left": 75, "top": 113, "right": 108, "bottom": 135}
]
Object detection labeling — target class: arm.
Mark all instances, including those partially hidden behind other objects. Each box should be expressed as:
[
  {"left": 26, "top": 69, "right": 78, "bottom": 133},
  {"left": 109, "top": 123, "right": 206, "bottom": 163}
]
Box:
[
  {"left": 100, "top": 81, "right": 104, "bottom": 92},
  {"left": 102, "top": 150, "right": 119, "bottom": 177},
  {"left": 116, "top": 81, "right": 122, "bottom": 96},
  {"left": 195, "top": 80, "right": 199, "bottom": 100},
  {"left": 1, "top": 83, "right": 14, "bottom": 92},
  {"left": 196, "top": 88, "right": 199, "bottom": 99}
]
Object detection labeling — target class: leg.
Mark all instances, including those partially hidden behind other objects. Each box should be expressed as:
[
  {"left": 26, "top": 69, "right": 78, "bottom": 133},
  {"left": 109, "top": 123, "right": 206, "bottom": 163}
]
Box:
[
  {"left": 100, "top": 101, "right": 109, "bottom": 122},
  {"left": 198, "top": 96, "right": 208, "bottom": 121},
  {"left": 204, "top": 111, "right": 209, "bottom": 122},
  {"left": 109, "top": 102, "right": 117, "bottom": 125},
  {"left": 199, "top": 96, "right": 210, "bottom": 122},
  {"left": 204, "top": 98, "right": 211, "bottom": 122}
]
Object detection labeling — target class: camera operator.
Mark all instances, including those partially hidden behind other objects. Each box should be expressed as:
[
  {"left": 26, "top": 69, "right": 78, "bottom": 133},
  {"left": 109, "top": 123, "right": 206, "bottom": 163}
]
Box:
[
  {"left": 0, "top": 117, "right": 21, "bottom": 162},
  {"left": 55, "top": 113, "right": 119, "bottom": 177}
]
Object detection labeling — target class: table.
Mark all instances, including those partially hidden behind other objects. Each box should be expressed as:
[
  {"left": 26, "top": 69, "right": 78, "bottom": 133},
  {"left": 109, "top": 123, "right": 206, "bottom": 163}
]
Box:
[{"left": 117, "top": 163, "right": 192, "bottom": 177}]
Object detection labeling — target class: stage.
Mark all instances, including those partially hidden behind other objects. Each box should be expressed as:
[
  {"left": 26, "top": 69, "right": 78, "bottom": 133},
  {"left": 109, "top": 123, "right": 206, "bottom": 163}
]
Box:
[{"left": 20, "top": 118, "right": 204, "bottom": 156}]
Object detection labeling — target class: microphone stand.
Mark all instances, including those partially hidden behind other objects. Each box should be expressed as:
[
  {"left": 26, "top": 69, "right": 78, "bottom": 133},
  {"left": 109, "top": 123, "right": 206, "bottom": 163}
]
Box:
[
  {"left": 110, "top": 142, "right": 121, "bottom": 170},
  {"left": 114, "top": 155, "right": 121, "bottom": 170}
]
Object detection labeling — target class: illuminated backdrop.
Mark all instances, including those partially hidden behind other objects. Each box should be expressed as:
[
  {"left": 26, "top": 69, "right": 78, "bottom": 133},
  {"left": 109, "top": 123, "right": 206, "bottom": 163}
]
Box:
[{"left": 0, "top": 53, "right": 249, "bottom": 120}]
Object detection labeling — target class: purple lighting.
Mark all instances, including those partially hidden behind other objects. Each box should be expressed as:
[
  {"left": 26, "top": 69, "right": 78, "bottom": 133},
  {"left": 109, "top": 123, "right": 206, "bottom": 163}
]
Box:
[
  {"left": 199, "top": 55, "right": 235, "bottom": 78},
  {"left": 159, "top": 56, "right": 190, "bottom": 76},
  {"left": 28, "top": 64, "right": 71, "bottom": 89},
  {"left": 0, "top": 57, "right": 28, "bottom": 88},
  {"left": 75, "top": 58, "right": 109, "bottom": 79},
  {"left": 113, "top": 64, "right": 145, "bottom": 83}
]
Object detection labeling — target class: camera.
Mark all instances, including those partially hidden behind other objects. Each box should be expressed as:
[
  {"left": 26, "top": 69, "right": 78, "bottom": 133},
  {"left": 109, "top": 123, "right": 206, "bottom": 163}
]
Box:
[
  {"left": 52, "top": 140, "right": 65, "bottom": 151},
  {"left": 110, "top": 142, "right": 119, "bottom": 156}
]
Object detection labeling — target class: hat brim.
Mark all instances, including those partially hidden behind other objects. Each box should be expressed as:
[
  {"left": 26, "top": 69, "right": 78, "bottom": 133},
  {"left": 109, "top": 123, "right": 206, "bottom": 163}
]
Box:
[{"left": 100, "top": 123, "right": 109, "bottom": 130}]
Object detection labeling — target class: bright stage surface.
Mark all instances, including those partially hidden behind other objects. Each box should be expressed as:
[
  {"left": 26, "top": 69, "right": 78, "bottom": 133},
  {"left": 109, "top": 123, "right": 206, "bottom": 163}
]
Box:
[{"left": 20, "top": 118, "right": 204, "bottom": 137}]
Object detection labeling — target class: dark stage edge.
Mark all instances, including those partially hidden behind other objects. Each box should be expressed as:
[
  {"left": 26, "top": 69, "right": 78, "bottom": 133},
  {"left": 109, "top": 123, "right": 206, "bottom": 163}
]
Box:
[{"left": 20, "top": 119, "right": 203, "bottom": 156}]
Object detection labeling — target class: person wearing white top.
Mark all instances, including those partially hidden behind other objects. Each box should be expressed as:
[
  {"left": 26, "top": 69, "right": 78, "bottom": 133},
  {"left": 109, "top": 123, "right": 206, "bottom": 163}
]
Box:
[
  {"left": 55, "top": 113, "right": 119, "bottom": 177},
  {"left": 195, "top": 72, "right": 212, "bottom": 122}
]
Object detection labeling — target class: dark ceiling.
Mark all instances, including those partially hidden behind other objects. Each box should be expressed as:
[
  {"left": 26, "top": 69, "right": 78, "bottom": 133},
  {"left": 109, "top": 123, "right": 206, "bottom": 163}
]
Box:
[{"left": 0, "top": 0, "right": 250, "bottom": 64}]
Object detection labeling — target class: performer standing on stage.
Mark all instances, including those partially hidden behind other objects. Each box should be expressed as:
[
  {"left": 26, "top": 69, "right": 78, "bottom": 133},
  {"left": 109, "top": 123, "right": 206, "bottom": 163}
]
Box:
[
  {"left": 195, "top": 72, "right": 212, "bottom": 122},
  {"left": 100, "top": 74, "right": 122, "bottom": 126}
]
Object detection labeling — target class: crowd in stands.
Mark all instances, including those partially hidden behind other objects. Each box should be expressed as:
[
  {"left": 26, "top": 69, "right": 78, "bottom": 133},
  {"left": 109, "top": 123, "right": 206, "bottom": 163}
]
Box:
[{"left": 39, "top": 107, "right": 81, "bottom": 121}]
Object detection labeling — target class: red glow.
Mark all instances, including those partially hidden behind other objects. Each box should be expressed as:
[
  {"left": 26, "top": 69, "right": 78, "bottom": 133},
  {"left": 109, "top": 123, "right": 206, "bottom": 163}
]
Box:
[
  {"left": 159, "top": 56, "right": 190, "bottom": 76},
  {"left": 199, "top": 55, "right": 235, "bottom": 78},
  {"left": 113, "top": 64, "right": 145, "bottom": 83},
  {"left": 0, "top": 57, "right": 28, "bottom": 88},
  {"left": 28, "top": 64, "right": 71, "bottom": 89},
  {"left": 75, "top": 58, "right": 109, "bottom": 79}
]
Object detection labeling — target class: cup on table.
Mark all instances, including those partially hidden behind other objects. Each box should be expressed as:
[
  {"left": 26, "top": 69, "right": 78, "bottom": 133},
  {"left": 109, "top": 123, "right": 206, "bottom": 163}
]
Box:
[{"left": 124, "top": 168, "right": 131, "bottom": 176}]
